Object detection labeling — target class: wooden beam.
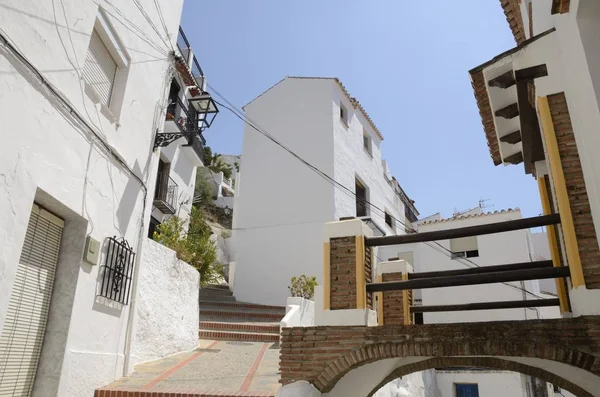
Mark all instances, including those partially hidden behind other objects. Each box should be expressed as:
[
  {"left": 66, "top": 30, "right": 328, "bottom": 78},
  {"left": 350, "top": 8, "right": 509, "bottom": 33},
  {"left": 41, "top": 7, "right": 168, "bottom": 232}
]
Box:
[
  {"left": 515, "top": 64, "right": 548, "bottom": 81},
  {"left": 499, "top": 130, "right": 522, "bottom": 144},
  {"left": 504, "top": 151, "right": 524, "bottom": 164},
  {"left": 365, "top": 266, "right": 570, "bottom": 292},
  {"left": 408, "top": 260, "right": 553, "bottom": 280},
  {"left": 365, "top": 214, "right": 560, "bottom": 247},
  {"left": 411, "top": 299, "right": 559, "bottom": 313},
  {"left": 495, "top": 103, "right": 519, "bottom": 119},
  {"left": 488, "top": 71, "right": 515, "bottom": 89},
  {"left": 517, "top": 79, "right": 545, "bottom": 175}
]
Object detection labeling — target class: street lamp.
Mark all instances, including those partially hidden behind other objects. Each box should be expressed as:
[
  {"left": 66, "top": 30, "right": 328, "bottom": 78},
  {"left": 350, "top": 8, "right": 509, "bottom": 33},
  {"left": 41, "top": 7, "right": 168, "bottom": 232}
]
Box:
[{"left": 189, "top": 92, "right": 219, "bottom": 129}]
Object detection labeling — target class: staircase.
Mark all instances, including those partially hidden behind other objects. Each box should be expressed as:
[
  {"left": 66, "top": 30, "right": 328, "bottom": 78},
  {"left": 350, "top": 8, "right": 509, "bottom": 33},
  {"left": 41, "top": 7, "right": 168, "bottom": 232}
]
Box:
[{"left": 199, "top": 284, "right": 286, "bottom": 342}]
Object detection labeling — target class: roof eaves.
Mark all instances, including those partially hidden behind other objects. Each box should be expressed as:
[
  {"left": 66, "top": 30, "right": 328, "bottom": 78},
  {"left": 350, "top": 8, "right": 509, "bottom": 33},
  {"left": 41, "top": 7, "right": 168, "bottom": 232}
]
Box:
[
  {"left": 500, "top": 0, "right": 526, "bottom": 45},
  {"left": 419, "top": 208, "right": 520, "bottom": 225},
  {"left": 468, "top": 28, "right": 556, "bottom": 166},
  {"left": 243, "top": 76, "right": 385, "bottom": 141}
]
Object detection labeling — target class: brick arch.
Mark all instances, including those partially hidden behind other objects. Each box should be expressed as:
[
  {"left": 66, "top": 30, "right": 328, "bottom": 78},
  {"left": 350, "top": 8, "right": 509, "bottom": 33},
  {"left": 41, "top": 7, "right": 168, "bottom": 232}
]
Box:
[
  {"left": 314, "top": 341, "right": 599, "bottom": 393},
  {"left": 367, "top": 357, "right": 593, "bottom": 397}
]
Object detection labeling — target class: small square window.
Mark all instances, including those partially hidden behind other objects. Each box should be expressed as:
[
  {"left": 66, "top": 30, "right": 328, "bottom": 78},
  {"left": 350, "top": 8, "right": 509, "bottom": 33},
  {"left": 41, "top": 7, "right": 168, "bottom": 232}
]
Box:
[
  {"left": 82, "top": 8, "right": 130, "bottom": 119},
  {"left": 363, "top": 130, "right": 372, "bottom": 156},
  {"left": 340, "top": 103, "right": 349, "bottom": 126},
  {"left": 385, "top": 212, "right": 393, "bottom": 230}
]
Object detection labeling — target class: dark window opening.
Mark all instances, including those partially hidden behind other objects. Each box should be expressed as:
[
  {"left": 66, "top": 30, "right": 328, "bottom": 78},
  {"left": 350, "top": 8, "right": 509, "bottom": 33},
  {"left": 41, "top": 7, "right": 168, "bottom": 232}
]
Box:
[
  {"left": 414, "top": 312, "right": 423, "bottom": 324},
  {"left": 155, "top": 158, "right": 170, "bottom": 200},
  {"left": 385, "top": 212, "right": 393, "bottom": 228},
  {"left": 340, "top": 103, "right": 348, "bottom": 125},
  {"left": 356, "top": 179, "right": 367, "bottom": 217},
  {"left": 166, "top": 79, "right": 181, "bottom": 118},
  {"left": 148, "top": 216, "right": 161, "bottom": 239},
  {"left": 451, "top": 250, "right": 479, "bottom": 259},
  {"left": 455, "top": 383, "right": 479, "bottom": 397}
]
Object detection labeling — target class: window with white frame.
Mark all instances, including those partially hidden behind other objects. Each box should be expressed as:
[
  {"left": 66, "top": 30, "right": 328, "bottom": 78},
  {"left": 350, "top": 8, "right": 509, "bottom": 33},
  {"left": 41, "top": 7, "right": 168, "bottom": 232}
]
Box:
[
  {"left": 340, "top": 102, "right": 349, "bottom": 126},
  {"left": 82, "top": 9, "right": 130, "bottom": 115},
  {"left": 450, "top": 236, "right": 479, "bottom": 259},
  {"left": 363, "top": 129, "right": 372, "bottom": 155}
]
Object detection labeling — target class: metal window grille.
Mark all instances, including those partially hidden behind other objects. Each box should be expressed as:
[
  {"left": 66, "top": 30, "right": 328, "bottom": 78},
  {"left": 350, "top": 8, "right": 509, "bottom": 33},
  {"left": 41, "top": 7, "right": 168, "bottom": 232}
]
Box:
[{"left": 99, "top": 237, "right": 135, "bottom": 304}]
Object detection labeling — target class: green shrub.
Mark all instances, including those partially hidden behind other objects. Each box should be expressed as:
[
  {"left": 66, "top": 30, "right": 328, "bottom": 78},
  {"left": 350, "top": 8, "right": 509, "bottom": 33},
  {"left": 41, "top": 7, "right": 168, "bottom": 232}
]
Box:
[
  {"left": 153, "top": 207, "right": 222, "bottom": 286},
  {"left": 288, "top": 275, "right": 318, "bottom": 300}
]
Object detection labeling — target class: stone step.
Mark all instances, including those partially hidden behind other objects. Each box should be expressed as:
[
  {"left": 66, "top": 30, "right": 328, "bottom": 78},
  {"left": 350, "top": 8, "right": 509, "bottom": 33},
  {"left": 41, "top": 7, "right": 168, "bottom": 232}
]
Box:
[
  {"left": 204, "top": 283, "right": 231, "bottom": 290},
  {"left": 200, "top": 321, "right": 280, "bottom": 334},
  {"left": 199, "top": 288, "right": 234, "bottom": 296},
  {"left": 199, "top": 300, "right": 286, "bottom": 312},
  {"left": 199, "top": 330, "right": 279, "bottom": 342},
  {"left": 199, "top": 309, "right": 284, "bottom": 321},
  {"left": 198, "top": 295, "right": 237, "bottom": 302}
]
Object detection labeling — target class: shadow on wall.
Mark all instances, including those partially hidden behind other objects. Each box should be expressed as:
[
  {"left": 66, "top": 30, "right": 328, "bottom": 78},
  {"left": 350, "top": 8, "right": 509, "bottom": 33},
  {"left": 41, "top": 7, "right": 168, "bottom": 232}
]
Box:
[
  {"left": 116, "top": 161, "right": 145, "bottom": 234},
  {"left": 30, "top": 189, "right": 89, "bottom": 397}
]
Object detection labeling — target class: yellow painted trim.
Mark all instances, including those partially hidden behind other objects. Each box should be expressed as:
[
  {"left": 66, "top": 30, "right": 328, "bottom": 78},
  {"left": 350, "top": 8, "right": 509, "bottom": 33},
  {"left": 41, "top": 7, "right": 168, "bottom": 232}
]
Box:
[
  {"left": 377, "top": 275, "right": 383, "bottom": 325},
  {"left": 402, "top": 273, "right": 410, "bottom": 325},
  {"left": 355, "top": 236, "right": 366, "bottom": 309},
  {"left": 538, "top": 96, "right": 585, "bottom": 288},
  {"left": 538, "top": 177, "right": 571, "bottom": 313},
  {"left": 323, "top": 242, "right": 330, "bottom": 310}
]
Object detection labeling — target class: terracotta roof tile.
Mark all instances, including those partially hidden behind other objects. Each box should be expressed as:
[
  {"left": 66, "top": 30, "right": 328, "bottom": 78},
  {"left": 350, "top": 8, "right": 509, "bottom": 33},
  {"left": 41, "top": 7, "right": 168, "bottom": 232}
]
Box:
[
  {"left": 500, "top": 0, "right": 526, "bottom": 44},
  {"left": 471, "top": 70, "right": 502, "bottom": 166},
  {"left": 419, "top": 208, "right": 520, "bottom": 225},
  {"left": 244, "top": 76, "right": 384, "bottom": 140}
]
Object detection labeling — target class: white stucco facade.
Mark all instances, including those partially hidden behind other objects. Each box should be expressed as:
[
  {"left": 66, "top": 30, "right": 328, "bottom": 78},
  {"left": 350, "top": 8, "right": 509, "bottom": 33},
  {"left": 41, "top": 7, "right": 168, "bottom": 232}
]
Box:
[
  {"left": 435, "top": 370, "right": 528, "bottom": 397},
  {"left": 233, "top": 77, "right": 412, "bottom": 305},
  {"left": 378, "top": 208, "right": 560, "bottom": 324},
  {"left": 130, "top": 239, "right": 199, "bottom": 367},
  {"left": 0, "top": 1, "right": 198, "bottom": 395}
]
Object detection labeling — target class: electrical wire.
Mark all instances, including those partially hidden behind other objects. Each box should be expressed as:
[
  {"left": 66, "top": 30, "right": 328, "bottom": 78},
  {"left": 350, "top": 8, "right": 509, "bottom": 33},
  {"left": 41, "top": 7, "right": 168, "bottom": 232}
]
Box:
[
  {"left": 208, "top": 90, "right": 545, "bottom": 300},
  {"left": 132, "top": 0, "right": 173, "bottom": 52}
]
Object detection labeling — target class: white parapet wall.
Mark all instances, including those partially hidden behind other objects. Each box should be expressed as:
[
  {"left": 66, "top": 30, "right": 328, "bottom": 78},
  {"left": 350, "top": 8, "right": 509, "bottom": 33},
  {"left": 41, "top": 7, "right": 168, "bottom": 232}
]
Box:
[
  {"left": 281, "top": 297, "right": 315, "bottom": 329},
  {"left": 314, "top": 286, "right": 378, "bottom": 326},
  {"left": 130, "top": 239, "right": 200, "bottom": 367}
]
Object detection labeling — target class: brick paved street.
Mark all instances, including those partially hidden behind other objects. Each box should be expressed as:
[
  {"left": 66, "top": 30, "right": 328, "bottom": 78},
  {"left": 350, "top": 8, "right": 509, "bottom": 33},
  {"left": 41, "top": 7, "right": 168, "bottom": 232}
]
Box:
[{"left": 96, "top": 339, "right": 280, "bottom": 397}]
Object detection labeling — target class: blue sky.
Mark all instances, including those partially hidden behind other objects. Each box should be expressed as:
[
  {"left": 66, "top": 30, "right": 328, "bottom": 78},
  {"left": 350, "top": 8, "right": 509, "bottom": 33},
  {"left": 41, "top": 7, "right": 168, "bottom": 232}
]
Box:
[{"left": 181, "top": 1, "right": 542, "bottom": 220}]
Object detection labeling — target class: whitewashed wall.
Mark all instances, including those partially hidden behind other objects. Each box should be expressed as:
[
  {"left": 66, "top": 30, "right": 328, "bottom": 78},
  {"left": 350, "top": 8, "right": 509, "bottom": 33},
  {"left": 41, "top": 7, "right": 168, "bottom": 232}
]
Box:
[
  {"left": 233, "top": 78, "right": 336, "bottom": 305},
  {"left": 405, "top": 210, "right": 546, "bottom": 324},
  {"left": 0, "top": 1, "right": 183, "bottom": 396},
  {"left": 331, "top": 84, "right": 406, "bottom": 234},
  {"left": 130, "top": 239, "right": 199, "bottom": 367},
  {"left": 435, "top": 370, "right": 527, "bottom": 397},
  {"left": 234, "top": 78, "right": 408, "bottom": 305},
  {"left": 373, "top": 370, "right": 440, "bottom": 397},
  {"left": 516, "top": 0, "right": 600, "bottom": 313}
]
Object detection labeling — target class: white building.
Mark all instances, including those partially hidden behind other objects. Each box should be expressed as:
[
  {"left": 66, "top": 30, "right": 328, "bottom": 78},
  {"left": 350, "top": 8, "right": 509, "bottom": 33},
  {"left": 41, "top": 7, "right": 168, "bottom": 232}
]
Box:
[
  {"left": 233, "top": 76, "right": 419, "bottom": 306},
  {"left": 377, "top": 208, "right": 560, "bottom": 397},
  {"left": 200, "top": 154, "right": 240, "bottom": 210},
  {"left": 0, "top": 2, "right": 217, "bottom": 396}
]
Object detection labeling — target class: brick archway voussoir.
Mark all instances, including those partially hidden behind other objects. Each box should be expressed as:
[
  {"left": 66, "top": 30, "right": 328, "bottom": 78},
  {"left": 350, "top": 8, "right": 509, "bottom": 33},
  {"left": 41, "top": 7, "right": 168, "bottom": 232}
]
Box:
[{"left": 317, "top": 341, "right": 598, "bottom": 393}]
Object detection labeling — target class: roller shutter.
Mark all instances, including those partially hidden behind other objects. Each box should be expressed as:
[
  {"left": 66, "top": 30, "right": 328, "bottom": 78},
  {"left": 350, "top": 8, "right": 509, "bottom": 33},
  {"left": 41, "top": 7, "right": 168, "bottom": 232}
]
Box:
[
  {"left": 0, "top": 204, "right": 64, "bottom": 396},
  {"left": 82, "top": 29, "right": 118, "bottom": 107}
]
